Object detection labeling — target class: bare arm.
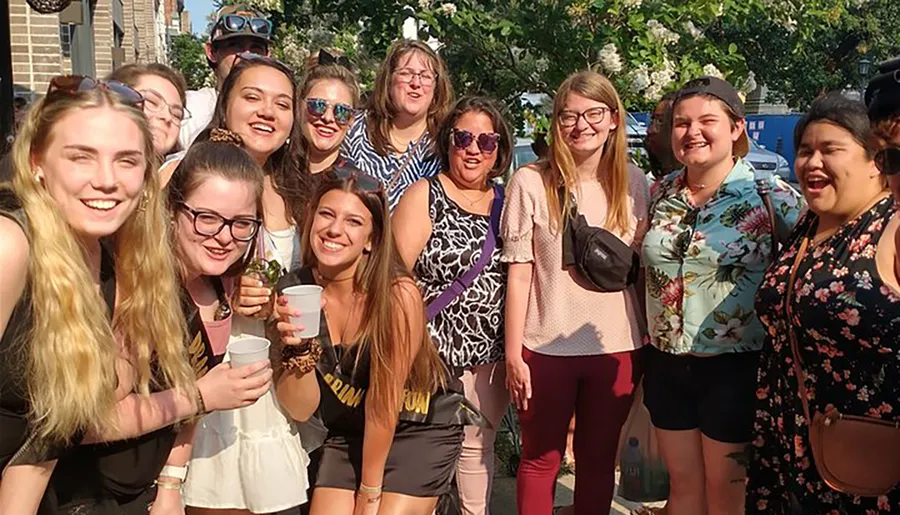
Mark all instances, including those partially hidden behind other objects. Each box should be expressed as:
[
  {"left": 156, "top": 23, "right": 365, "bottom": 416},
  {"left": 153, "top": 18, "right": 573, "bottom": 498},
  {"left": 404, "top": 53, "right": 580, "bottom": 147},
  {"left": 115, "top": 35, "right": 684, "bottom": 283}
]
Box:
[
  {"left": 505, "top": 262, "right": 534, "bottom": 410},
  {"left": 391, "top": 179, "right": 432, "bottom": 272},
  {"left": 149, "top": 422, "right": 196, "bottom": 513},
  {"left": 0, "top": 218, "right": 52, "bottom": 514},
  {"left": 361, "top": 280, "right": 426, "bottom": 489}
]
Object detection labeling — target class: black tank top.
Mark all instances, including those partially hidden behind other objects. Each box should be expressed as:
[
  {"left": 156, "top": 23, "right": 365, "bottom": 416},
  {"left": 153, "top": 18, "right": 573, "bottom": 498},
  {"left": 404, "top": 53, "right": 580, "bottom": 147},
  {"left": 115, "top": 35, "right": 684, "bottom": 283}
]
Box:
[{"left": 0, "top": 190, "right": 189, "bottom": 514}]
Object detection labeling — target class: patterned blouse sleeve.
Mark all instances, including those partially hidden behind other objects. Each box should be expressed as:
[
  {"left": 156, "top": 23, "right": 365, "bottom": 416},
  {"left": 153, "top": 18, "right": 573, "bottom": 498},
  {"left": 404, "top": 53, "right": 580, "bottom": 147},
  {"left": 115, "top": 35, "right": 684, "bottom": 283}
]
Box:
[
  {"left": 339, "top": 112, "right": 365, "bottom": 165},
  {"left": 500, "top": 168, "right": 537, "bottom": 263},
  {"left": 629, "top": 164, "right": 651, "bottom": 250},
  {"left": 770, "top": 177, "right": 806, "bottom": 242}
]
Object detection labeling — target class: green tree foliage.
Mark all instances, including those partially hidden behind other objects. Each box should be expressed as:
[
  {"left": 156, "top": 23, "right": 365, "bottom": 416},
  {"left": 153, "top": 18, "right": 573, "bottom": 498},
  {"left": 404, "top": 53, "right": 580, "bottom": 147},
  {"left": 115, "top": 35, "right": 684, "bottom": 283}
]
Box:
[{"left": 168, "top": 33, "right": 213, "bottom": 90}]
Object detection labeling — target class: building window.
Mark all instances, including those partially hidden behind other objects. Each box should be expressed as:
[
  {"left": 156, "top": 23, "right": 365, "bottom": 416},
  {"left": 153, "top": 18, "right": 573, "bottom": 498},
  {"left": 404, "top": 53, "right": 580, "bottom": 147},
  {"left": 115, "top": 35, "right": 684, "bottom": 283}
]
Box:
[
  {"left": 114, "top": 26, "right": 125, "bottom": 48},
  {"left": 59, "top": 24, "right": 74, "bottom": 58}
]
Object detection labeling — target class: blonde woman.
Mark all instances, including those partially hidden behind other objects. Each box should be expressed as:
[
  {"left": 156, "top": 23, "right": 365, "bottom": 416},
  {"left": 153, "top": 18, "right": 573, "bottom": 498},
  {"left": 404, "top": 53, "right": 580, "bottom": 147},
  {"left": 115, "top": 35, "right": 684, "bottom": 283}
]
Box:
[
  {"left": 341, "top": 39, "right": 455, "bottom": 209},
  {"left": 502, "top": 70, "right": 649, "bottom": 515},
  {"left": 0, "top": 77, "right": 271, "bottom": 514}
]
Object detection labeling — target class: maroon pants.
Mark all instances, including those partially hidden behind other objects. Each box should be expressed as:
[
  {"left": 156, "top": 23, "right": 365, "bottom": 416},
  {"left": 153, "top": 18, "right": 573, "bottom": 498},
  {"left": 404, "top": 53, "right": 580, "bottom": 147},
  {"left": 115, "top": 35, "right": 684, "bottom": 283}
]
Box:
[{"left": 516, "top": 347, "right": 641, "bottom": 515}]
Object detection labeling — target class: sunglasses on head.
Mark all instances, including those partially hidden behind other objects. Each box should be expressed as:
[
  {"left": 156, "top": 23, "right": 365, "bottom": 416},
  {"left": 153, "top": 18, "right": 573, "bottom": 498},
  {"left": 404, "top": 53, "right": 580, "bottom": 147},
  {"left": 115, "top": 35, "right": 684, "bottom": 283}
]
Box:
[
  {"left": 450, "top": 128, "right": 500, "bottom": 154},
  {"left": 876, "top": 147, "right": 900, "bottom": 176},
  {"left": 306, "top": 98, "right": 355, "bottom": 126},
  {"left": 47, "top": 75, "right": 144, "bottom": 108},
  {"left": 327, "top": 164, "right": 383, "bottom": 193},
  {"left": 217, "top": 14, "right": 273, "bottom": 37}
]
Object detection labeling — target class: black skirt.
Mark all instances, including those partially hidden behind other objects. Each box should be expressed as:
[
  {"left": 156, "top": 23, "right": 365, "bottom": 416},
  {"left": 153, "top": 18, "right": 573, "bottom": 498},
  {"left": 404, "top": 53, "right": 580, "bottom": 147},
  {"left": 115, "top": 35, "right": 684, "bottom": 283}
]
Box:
[{"left": 315, "top": 422, "right": 463, "bottom": 497}]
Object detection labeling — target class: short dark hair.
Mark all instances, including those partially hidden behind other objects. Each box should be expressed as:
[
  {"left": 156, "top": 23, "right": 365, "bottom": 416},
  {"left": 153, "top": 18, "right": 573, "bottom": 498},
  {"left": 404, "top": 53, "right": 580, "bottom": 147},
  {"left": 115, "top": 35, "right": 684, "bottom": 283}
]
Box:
[
  {"left": 437, "top": 96, "right": 514, "bottom": 181},
  {"left": 794, "top": 92, "right": 877, "bottom": 159}
]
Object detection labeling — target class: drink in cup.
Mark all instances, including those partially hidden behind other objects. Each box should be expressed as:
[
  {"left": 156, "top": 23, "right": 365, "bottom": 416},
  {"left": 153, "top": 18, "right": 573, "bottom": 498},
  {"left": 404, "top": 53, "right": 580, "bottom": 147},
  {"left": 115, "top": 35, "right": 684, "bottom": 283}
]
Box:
[{"left": 281, "top": 285, "right": 323, "bottom": 338}]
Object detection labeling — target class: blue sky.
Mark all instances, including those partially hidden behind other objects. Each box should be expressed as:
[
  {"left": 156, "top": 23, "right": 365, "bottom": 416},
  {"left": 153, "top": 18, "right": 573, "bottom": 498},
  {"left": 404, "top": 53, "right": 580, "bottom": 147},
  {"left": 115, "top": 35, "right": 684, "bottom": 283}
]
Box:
[{"left": 183, "top": 0, "right": 216, "bottom": 35}]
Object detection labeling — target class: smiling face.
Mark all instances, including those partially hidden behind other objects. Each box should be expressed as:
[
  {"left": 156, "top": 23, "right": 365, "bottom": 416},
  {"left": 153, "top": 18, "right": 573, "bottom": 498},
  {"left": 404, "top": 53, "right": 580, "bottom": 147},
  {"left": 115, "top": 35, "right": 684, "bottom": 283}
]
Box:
[
  {"left": 558, "top": 92, "right": 618, "bottom": 159},
  {"left": 33, "top": 106, "right": 147, "bottom": 241},
  {"left": 302, "top": 79, "right": 355, "bottom": 158},
  {"left": 389, "top": 50, "right": 436, "bottom": 121},
  {"left": 447, "top": 111, "right": 498, "bottom": 188},
  {"left": 310, "top": 189, "right": 374, "bottom": 275},
  {"left": 671, "top": 95, "right": 744, "bottom": 171},
  {"left": 796, "top": 120, "right": 882, "bottom": 221},
  {"left": 225, "top": 64, "right": 294, "bottom": 163},
  {"left": 134, "top": 74, "right": 183, "bottom": 156},
  {"left": 174, "top": 174, "right": 258, "bottom": 278}
]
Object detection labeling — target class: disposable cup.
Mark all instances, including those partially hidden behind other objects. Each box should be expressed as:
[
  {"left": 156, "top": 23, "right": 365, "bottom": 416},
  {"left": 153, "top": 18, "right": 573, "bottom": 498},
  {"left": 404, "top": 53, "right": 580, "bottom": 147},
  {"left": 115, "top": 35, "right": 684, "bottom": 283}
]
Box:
[
  {"left": 227, "top": 337, "right": 271, "bottom": 369},
  {"left": 282, "top": 285, "right": 323, "bottom": 338}
]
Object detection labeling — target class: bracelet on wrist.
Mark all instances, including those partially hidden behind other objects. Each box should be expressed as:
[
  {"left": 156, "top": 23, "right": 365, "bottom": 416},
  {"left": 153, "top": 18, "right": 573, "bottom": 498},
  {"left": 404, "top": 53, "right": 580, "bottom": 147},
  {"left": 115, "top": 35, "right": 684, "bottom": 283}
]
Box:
[
  {"left": 194, "top": 384, "right": 208, "bottom": 416},
  {"left": 358, "top": 482, "right": 383, "bottom": 495},
  {"left": 282, "top": 340, "right": 322, "bottom": 375},
  {"left": 154, "top": 478, "right": 182, "bottom": 491}
]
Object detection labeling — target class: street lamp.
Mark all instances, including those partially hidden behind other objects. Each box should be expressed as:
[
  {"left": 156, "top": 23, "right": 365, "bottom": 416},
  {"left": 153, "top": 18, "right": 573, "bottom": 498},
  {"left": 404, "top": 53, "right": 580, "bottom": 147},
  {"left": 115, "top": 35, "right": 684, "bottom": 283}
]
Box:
[{"left": 859, "top": 57, "right": 873, "bottom": 97}]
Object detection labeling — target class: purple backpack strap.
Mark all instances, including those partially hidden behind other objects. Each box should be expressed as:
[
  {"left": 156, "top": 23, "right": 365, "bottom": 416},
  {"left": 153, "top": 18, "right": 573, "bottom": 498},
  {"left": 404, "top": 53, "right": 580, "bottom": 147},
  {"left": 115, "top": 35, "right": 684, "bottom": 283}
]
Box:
[{"left": 426, "top": 183, "right": 504, "bottom": 321}]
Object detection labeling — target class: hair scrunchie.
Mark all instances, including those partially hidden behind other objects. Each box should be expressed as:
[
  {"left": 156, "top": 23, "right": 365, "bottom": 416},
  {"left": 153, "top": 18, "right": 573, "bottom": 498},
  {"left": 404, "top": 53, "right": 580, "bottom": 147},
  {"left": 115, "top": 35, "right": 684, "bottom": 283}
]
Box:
[{"left": 208, "top": 127, "right": 244, "bottom": 146}]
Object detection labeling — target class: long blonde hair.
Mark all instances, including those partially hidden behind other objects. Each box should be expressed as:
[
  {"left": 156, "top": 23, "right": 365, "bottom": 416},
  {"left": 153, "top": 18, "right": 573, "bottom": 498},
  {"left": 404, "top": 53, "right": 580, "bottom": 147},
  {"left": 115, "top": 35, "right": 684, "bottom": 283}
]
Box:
[
  {"left": 300, "top": 168, "right": 445, "bottom": 424},
  {"left": 543, "top": 70, "right": 632, "bottom": 235},
  {"left": 9, "top": 87, "right": 194, "bottom": 446}
]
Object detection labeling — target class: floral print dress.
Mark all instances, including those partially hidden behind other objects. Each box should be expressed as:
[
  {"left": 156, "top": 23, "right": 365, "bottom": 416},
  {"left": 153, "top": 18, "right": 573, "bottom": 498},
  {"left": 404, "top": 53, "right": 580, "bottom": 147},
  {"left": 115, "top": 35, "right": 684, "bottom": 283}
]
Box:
[
  {"left": 643, "top": 159, "right": 804, "bottom": 355},
  {"left": 748, "top": 197, "right": 900, "bottom": 514}
]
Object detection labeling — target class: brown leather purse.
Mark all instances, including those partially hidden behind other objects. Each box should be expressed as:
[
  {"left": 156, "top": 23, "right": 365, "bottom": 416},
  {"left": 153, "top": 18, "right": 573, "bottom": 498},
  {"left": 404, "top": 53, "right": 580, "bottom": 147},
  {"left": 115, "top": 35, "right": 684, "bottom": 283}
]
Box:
[{"left": 785, "top": 235, "right": 900, "bottom": 497}]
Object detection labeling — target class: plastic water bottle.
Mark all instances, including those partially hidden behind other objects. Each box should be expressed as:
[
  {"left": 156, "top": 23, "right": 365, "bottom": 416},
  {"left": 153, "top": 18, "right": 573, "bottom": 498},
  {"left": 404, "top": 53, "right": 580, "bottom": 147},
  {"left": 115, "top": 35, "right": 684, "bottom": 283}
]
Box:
[{"left": 620, "top": 437, "right": 644, "bottom": 501}]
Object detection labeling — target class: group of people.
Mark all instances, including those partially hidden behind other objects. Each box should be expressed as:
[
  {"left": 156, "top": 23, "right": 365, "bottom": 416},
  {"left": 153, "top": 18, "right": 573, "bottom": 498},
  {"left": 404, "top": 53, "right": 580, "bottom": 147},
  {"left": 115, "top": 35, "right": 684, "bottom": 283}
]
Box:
[{"left": 0, "top": 2, "right": 899, "bottom": 515}]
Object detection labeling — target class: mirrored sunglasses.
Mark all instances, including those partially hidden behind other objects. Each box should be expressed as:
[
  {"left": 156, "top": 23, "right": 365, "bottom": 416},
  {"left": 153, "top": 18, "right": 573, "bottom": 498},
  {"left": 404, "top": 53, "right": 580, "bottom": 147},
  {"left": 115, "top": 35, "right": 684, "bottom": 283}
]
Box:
[
  {"left": 219, "top": 15, "right": 273, "bottom": 37},
  {"left": 451, "top": 128, "right": 500, "bottom": 154},
  {"left": 306, "top": 98, "right": 355, "bottom": 126}
]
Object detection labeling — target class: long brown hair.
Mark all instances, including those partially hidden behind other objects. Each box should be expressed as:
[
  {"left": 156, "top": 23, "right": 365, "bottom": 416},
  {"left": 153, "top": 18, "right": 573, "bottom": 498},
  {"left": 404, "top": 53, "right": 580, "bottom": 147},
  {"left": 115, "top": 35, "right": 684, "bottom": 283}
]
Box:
[
  {"left": 9, "top": 86, "right": 193, "bottom": 445},
  {"left": 366, "top": 39, "right": 454, "bottom": 156},
  {"left": 543, "top": 70, "right": 631, "bottom": 235},
  {"left": 299, "top": 166, "right": 445, "bottom": 423},
  {"left": 207, "top": 57, "right": 307, "bottom": 227}
]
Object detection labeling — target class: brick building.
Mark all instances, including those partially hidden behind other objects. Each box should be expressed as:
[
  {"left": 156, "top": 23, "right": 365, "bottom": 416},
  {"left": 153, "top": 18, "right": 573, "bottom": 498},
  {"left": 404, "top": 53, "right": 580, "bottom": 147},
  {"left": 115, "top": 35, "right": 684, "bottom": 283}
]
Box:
[{"left": 8, "top": 0, "right": 188, "bottom": 101}]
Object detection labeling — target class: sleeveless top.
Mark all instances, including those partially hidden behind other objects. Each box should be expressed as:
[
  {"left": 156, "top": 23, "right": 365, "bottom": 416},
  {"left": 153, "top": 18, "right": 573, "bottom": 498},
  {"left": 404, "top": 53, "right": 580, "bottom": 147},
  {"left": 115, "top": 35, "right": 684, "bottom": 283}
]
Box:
[
  {"left": 275, "top": 267, "right": 487, "bottom": 436},
  {"left": 413, "top": 177, "right": 506, "bottom": 369},
  {"left": 0, "top": 190, "right": 219, "bottom": 514},
  {"left": 749, "top": 197, "right": 900, "bottom": 513}
]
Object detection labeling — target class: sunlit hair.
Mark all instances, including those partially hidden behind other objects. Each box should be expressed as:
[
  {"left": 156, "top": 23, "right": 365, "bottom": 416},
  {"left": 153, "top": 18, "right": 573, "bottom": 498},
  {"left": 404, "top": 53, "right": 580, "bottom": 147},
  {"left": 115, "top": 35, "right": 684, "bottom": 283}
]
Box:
[
  {"left": 299, "top": 165, "right": 445, "bottom": 423},
  {"left": 8, "top": 87, "right": 194, "bottom": 446},
  {"left": 107, "top": 63, "right": 188, "bottom": 106},
  {"left": 207, "top": 57, "right": 307, "bottom": 227},
  {"left": 437, "top": 96, "right": 514, "bottom": 181},
  {"left": 166, "top": 129, "right": 265, "bottom": 277},
  {"left": 367, "top": 39, "right": 455, "bottom": 156},
  {"left": 542, "top": 70, "right": 631, "bottom": 235}
]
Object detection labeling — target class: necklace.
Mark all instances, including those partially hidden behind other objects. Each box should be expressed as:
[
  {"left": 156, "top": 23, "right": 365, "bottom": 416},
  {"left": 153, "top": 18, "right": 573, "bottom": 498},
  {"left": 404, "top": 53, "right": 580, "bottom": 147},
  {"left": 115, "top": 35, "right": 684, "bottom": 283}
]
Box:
[{"left": 457, "top": 187, "right": 491, "bottom": 206}]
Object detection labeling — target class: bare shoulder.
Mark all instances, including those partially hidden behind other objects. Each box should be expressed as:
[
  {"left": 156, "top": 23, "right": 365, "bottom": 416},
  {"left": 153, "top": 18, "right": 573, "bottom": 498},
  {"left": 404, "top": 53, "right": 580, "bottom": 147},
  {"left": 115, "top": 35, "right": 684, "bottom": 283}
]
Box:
[
  {"left": 158, "top": 158, "right": 181, "bottom": 189},
  {"left": 391, "top": 276, "right": 423, "bottom": 304},
  {"left": 0, "top": 216, "right": 29, "bottom": 298}
]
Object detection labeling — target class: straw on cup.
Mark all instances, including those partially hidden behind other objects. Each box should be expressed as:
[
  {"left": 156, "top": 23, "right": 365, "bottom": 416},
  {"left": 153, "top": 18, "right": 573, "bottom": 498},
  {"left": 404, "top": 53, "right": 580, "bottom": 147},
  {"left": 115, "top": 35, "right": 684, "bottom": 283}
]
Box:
[
  {"left": 281, "top": 285, "right": 323, "bottom": 338},
  {"left": 227, "top": 336, "right": 271, "bottom": 369}
]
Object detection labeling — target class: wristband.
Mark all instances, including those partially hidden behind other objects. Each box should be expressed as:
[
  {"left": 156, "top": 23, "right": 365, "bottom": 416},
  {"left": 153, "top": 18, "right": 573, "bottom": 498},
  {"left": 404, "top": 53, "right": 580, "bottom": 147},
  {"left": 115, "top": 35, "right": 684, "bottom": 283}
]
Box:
[
  {"left": 358, "top": 482, "right": 382, "bottom": 495},
  {"left": 194, "top": 385, "right": 208, "bottom": 416},
  {"left": 154, "top": 479, "right": 182, "bottom": 491},
  {"left": 159, "top": 465, "right": 188, "bottom": 482}
]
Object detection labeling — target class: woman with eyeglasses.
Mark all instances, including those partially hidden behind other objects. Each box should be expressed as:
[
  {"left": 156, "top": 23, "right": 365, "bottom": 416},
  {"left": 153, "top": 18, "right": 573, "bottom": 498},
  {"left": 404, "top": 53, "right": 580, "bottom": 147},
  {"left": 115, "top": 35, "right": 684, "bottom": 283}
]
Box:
[
  {"left": 108, "top": 63, "right": 191, "bottom": 158},
  {"left": 501, "top": 70, "right": 650, "bottom": 514},
  {"left": 392, "top": 96, "right": 513, "bottom": 515},
  {"left": 341, "top": 39, "right": 455, "bottom": 209},
  {"left": 274, "top": 164, "right": 481, "bottom": 515},
  {"left": 0, "top": 77, "right": 271, "bottom": 514},
  {"left": 746, "top": 93, "right": 900, "bottom": 514},
  {"left": 642, "top": 77, "right": 803, "bottom": 515}
]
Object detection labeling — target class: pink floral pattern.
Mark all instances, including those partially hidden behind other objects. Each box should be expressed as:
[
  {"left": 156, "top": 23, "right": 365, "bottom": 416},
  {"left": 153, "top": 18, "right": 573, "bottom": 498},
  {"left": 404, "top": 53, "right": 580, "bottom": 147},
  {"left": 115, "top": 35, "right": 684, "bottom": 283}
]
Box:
[{"left": 748, "top": 198, "right": 900, "bottom": 513}]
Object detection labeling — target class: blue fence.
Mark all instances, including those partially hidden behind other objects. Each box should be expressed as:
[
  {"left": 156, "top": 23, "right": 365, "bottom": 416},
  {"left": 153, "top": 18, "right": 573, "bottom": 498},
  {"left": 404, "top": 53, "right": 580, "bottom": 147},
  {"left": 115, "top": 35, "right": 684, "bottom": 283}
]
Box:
[{"left": 632, "top": 112, "right": 803, "bottom": 176}]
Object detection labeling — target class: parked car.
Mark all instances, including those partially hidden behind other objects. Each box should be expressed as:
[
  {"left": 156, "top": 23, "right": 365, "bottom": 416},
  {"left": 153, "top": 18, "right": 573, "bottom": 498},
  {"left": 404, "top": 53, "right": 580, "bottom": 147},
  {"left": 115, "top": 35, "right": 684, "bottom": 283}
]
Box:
[{"left": 747, "top": 138, "right": 793, "bottom": 182}]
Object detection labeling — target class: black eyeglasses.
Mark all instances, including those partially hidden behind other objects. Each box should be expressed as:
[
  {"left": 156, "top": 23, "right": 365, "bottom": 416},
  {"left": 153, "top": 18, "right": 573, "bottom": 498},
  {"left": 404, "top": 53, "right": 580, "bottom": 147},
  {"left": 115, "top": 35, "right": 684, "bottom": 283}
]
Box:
[
  {"left": 327, "top": 164, "right": 383, "bottom": 193},
  {"left": 178, "top": 203, "right": 261, "bottom": 242},
  {"left": 558, "top": 107, "right": 614, "bottom": 128},
  {"left": 876, "top": 147, "right": 900, "bottom": 176},
  {"left": 47, "top": 75, "right": 144, "bottom": 108},
  {"left": 306, "top": 98, "right": 355, "bottom": 126},
  {"left": 450, "top": 128, "right": 500, "bottom": 154},
  {"left": 217, "top": 15, "right": 273, "bottom": 38}
]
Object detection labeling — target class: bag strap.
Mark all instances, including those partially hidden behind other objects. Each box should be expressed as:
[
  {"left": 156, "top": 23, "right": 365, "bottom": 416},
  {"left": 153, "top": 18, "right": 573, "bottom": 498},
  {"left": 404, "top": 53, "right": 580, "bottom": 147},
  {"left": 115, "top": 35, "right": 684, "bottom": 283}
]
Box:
[
  {"left": 753, "top": 167, "right": 781, "bottom": 261},
  {"left": 425, "top": 183, "right": 504, "bottom": 321},
  {"left": 785, "top": 233, "right": 814, "bottom": 426},
  {"left": 386, "top": 138, "right": 425, "bottom": 193}
]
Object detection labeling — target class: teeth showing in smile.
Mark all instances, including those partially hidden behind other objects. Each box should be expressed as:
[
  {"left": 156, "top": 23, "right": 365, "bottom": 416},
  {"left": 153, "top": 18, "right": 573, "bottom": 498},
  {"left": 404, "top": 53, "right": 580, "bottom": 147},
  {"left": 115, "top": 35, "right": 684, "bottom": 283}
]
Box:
[
  {"left": 84, "top": 200, "right": 117, "bottom": 210},
  {"left": 685, "top": 142, "right": 708, "bottom": 149},
  {"left": 315, "top": 125, "right": 337, "bottom": 136},
  {"left": 251, "top": 123, "right": 274, "bottom": 133},
  {"left": 205, "top": 247, "right": 229, "bottom": 256},
  {"left": 322, "top": 240, "right": 345, "bottom": 251}
]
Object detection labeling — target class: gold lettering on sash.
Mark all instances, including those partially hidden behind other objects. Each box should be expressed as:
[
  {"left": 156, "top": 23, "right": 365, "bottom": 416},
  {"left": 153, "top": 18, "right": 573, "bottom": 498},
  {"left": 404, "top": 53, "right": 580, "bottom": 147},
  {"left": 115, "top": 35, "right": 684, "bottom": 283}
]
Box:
[
  {"left": 344, "top": 387, "right": 363, "bottom": 408},
  {"left": 400, "top": 389, "right": 431, "bottom": 415},
  {"left": 323, "top": 373, "right": 335, "bottom": 386},
  {"left": 187, "top": 333, "right": 209, "bottom": 378},
  {"left": 331, "top": 377, "right": 344, "bottom": 396}
]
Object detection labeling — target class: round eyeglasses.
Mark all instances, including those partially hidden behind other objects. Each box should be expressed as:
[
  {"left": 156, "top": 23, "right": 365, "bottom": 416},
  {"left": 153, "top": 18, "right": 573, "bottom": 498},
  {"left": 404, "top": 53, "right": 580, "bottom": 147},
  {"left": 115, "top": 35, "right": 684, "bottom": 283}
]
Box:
[{"left": 178, "top": 203, "right": 261, "bottom": 242}]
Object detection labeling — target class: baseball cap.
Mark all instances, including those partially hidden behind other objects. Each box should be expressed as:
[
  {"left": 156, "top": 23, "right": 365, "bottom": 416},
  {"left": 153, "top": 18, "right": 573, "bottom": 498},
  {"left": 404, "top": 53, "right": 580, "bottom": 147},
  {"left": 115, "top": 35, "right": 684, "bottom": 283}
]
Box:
[
  {"left": 674, "top": 76, "right": 749, "bottom": 158},
  {"left": 864, "top": 56, "right": 900, "bottom": 122},
  {"left": 210, "top": 4, "right": 272, "bottom": 44}
]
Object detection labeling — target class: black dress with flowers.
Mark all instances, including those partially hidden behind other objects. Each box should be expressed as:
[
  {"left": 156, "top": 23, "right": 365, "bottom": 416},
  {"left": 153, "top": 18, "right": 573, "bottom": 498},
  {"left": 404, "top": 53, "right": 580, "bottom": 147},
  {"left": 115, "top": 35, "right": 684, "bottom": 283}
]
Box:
[{"left": 748, "top": 197, "right": 900, "bottom": 514}]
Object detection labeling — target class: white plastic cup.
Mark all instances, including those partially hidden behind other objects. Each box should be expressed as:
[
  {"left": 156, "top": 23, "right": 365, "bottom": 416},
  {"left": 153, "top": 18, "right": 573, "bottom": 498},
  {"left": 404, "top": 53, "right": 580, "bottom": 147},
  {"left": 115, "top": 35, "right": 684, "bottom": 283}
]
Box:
[
  {"left": 281, "top": 285, "right": 323, "bottom": 338},
  {"left": 227, "top": 336, "right": 271, "bottom": 368}
]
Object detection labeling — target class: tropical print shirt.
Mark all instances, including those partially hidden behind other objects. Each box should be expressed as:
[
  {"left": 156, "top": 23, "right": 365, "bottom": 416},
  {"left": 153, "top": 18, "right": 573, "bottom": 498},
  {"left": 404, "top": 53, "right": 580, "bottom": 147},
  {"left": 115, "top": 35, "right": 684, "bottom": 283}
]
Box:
[{"left": 642, "top": 159, "right": 805, "bottom": 355}]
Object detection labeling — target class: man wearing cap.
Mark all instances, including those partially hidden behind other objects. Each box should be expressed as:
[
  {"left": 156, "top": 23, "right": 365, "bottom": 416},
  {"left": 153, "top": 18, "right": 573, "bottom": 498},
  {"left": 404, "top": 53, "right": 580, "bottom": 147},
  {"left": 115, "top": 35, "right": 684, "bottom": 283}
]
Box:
[
  {"left": 178, "top": 4, "right": 274, "bottom": 148},
  {"left": 866, "top": 57, "right": 900, "bottom": 187}
]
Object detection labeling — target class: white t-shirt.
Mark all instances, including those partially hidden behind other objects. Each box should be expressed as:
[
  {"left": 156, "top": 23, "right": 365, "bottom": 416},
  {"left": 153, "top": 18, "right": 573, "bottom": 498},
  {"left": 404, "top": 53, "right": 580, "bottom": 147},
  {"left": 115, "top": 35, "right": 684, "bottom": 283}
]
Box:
[{"left": 179, "top": 87, "right": 219, "bottom": 149}]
